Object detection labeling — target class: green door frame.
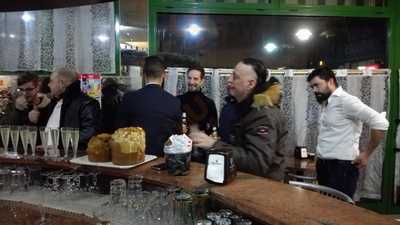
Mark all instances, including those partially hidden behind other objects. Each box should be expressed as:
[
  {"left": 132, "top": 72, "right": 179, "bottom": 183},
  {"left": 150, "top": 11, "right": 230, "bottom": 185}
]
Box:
[{"left": 148, "top": 0, "right": 400, "bottom": 214}]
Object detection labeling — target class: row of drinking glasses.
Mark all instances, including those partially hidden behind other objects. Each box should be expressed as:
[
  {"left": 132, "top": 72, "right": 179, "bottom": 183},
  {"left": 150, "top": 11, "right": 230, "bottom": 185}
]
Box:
[
  {"left": 96, "top": 177, "right": 253, "bottom": 225},
  {"left": 0, "top": 125, "right": 37, "bottom": 158},
  {"left": 0, "top": 167, "right": 30, "bottom": 193},
  {"left": 40, "top": 170, "right": 99, "bottom": 200},
  {"left": 204, "top": 210, "right": 253, "bottom": 225},
  {"left": 0, "top": 126, "right": 79, "bottom": 160},
  {"left": 40, "top": 127, "right": 80, "bottom": 159}
]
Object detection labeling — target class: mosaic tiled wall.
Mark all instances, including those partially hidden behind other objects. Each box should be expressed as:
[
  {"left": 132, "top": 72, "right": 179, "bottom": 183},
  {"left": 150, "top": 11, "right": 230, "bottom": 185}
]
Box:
[{"left": 0, "top": 2, "right": 115, "bottom": 73}]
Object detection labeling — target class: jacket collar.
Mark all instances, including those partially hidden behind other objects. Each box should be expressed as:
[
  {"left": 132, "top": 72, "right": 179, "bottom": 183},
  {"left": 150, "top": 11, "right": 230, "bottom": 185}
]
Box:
[
  {"left": 251, "top": 83, "right": 282, "bottom": 109},
  {"left": 62, "top": 80, "right": 81, "bottom": 105}
]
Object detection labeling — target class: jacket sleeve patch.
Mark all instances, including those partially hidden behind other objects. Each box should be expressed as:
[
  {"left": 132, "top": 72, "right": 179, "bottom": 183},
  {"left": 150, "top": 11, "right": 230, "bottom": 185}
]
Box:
[{"left": 256, "top": 126, "right": 269, "bottom": 138}]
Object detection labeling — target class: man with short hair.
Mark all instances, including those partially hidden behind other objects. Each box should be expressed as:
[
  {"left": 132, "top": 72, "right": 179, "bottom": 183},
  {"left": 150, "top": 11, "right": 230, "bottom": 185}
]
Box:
[
  {"left": 116, "top": 56, "right": 182, "bottom": 156},
  {"left": 0, "top": 72, "right": 51, "bottom": 126},
  {"left": 307, "top": 67, "right": 389, "bottom": 198},
  {"left": 190, "top": 58, "right": 287, "bottom": 180},
  {"left": 178, "top": 66, "right": 218, "bottom": 135},
  {"left": 45, "top": 67, "right": 101, "bottom": 150}
]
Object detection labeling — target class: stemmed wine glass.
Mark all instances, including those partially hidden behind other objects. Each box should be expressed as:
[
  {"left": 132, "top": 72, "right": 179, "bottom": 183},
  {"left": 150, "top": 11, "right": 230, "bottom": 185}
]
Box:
[
  {"left": 39, "top": 127, "right": 50, "bottom": 159},
  {"left": 70, "top": 128, "right": 79, "bottom": 158},
  {"left": 61, "top": 127, "right": 71, "bottom": 159},
  {"left": 28, "top": 126, "right": 37, "bottom": 159},
  {"left": 50, "top": 128, "right": 60, "bottom": 160},
  {"left": 10, "top": 126, "right": 20, "bottom": 158},
  {"left": 0, "top": 125, "right": 10, "bottom": 155},
  {"left": 20, "top": 126, "right": 30, "bottom": 157}
]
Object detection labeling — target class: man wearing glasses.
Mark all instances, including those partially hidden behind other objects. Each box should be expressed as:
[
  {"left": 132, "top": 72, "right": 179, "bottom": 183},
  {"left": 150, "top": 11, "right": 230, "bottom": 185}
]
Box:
[{"left": 0, "top": 72, "right": 51, "bottom": 126}]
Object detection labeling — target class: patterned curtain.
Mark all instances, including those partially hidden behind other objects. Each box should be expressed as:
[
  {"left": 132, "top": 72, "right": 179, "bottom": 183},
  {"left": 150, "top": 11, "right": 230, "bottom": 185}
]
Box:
[
  {"left": 0, "top": 2, "right": 115, "bottom": 73},
  {"left": 166, "top": 67, "right": 389, "bottom": 200}
]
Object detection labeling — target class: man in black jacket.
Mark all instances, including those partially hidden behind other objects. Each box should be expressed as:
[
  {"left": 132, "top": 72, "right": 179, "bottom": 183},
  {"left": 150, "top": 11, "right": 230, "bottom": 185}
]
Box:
[
  {"left": 178, "top": 66, "right": 218, "bottom": 135},
  {"left": 178, "top": 66, "right": 218, "bottom": 162},
  {"left": 46, "top": 67, "right": 101, "bottom": 151},
  {"left": 116, "top": 56, "right": 182, "bottom": 157}
]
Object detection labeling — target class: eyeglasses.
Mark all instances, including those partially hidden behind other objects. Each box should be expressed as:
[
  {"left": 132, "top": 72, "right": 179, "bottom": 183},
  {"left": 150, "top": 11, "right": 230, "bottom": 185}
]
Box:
[{"left": 17, "top": 87, "right": 36, "bottom": 93}]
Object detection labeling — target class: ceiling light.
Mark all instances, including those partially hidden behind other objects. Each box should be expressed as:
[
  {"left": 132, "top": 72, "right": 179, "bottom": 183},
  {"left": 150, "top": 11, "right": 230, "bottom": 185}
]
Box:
[
  {"left": 9, "top": 34, "right": 16, "bottom": 38},
  {"left": 185, "top": 24, "right": 202, "bottom": 36},
  {"left": 21, "top": 12, "right": 34, "bottom": 22},
  {"left": 264, "top": 42, "right": 278, "bottom": 53},
  {"left": 296, "top": 28, "right": 312, "bottom": 41}
]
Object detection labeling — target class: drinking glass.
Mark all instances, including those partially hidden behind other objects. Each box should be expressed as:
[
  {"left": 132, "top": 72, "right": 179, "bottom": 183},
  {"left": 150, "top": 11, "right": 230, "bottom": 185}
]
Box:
[
  {"left": 235, "top": 218, "right": 252, "bottom": 225},
  {"left": 20, "top": 126, "right": 30, "bottom": 157},
  {"left": 28, "top": 126, "right": 37, "bottom": 158},
  {"left": 175, "top": 192, "right": 194, "bottom": 225},
  {"left": 0, "top": 168, "right": 9, "bottom": 192},
  {"left": 228, "top": 214, "right": 242, "bottom": 224},
  {"left": 110, "top": 179, "right": 127, "bottom": 206},
  {"left": 89, "top": 172, "right": 100, "bottom": 193},
  {"left": 214, "top": 218, "right": 231, "bottom": 225},
  {"left": 61, "top": 127, "right": 72, "bottom": 159},
  {"left": 219, "top": 209, "right": 233, "bottom": 218},
  {"left": 207, "top": 212, "right": 222, "bottom": 223},
  {"left": 192, "top": 188, "right": 210, "bottom": 222},
  {"left": 195, "top": 220, "right": 212, "bottom": 225},
  {"left": 10, "top": 126, "right": 20, "bottom": 157},
  {"left": 0, "top": 125, "right": 10, "bottom": 154},
  {"left": 50, "top": 128, "right": 60, "bottom": 159},
  {"left": 39, "top": 127, "right": 50, "bottom": 159},
  {"left": 70, "top": 128, "right": 79, "bottom": 158},
  {"left": 9, "top": 168, "right": 27, "bottom": 193}
]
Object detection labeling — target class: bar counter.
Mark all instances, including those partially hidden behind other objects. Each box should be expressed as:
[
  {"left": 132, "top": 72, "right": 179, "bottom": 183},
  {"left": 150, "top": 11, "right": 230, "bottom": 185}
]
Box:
[{"left": 0, "top": 156, "right": 397, "bottom": 225}]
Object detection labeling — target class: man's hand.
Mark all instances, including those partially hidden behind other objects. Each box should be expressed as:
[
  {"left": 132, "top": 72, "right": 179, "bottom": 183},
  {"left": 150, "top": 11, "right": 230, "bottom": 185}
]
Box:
[
  {"left": 0, "top": 97, "right": 9, "bottom": 111},
  {"left": 15, "top": 96, "right": 28, "bottom": 111},
  {"left": 189, "top": 131, "right": 217, "bottom": 150},
  {"left": 353, "top": 129, "right": 386, "bottom": 169},
  {"left": 35, "top": 93, "right": 51, "bottom": 109},
  {"left": 352, "top": 151, "right": 370, "bottom": 169},
  {"left": 28, "top": 107, "right": 40, "bottom": 124}
]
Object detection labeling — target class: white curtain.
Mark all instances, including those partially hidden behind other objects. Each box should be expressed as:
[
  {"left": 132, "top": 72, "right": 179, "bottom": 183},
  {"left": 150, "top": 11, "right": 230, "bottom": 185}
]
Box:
[{"left": 0, "top": 2, "right": 115, "bottom": 73}]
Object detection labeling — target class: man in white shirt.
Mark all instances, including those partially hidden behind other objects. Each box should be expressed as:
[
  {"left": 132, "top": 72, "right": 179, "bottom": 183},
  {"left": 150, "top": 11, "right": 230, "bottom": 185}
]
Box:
[{"left": 307, "top": 67, "right": 389, "bottom": 198}]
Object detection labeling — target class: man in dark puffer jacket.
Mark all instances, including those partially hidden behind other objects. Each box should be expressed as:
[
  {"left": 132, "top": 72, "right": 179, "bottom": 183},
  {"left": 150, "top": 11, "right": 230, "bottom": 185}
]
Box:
[
  {"left": 190, "top": 58, "right": 287, "bottom": 181},
  {"left": 45, "top": 67, "right": 101, "bottom": 153}
]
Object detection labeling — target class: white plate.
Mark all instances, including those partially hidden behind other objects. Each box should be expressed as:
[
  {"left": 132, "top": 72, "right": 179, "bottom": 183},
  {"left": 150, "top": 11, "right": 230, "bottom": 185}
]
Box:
[{"left": 70, "top": 155, "right": 158, "bottom": 169}]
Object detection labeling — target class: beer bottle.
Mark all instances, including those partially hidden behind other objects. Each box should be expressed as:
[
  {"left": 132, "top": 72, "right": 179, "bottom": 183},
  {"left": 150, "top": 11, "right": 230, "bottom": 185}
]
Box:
[{"left": 211, "top": 127, "right": 219, "bottom": 140}]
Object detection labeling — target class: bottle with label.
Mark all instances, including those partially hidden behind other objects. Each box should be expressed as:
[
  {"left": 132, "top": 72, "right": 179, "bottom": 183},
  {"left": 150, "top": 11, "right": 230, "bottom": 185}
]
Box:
[
  {"left": 182, "top": 112, "right": 188, "bottom": 134},
  {"left": 294, "top": 146, "right": 308, "bottom": 159},
  {"left": 205, "top": 148, "right": 236, "bottom": 185}
]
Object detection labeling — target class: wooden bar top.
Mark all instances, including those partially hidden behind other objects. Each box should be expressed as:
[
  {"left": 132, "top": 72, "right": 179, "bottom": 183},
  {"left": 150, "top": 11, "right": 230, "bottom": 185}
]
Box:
[{"left": 0, "top": 156, "right": 397, "bottom": 225}]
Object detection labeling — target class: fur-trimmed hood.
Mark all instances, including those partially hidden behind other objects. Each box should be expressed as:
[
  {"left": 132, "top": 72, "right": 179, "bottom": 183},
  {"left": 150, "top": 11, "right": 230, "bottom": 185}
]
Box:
[{"left": 252, "top": 83, "right": 282, "bottom": 109}]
